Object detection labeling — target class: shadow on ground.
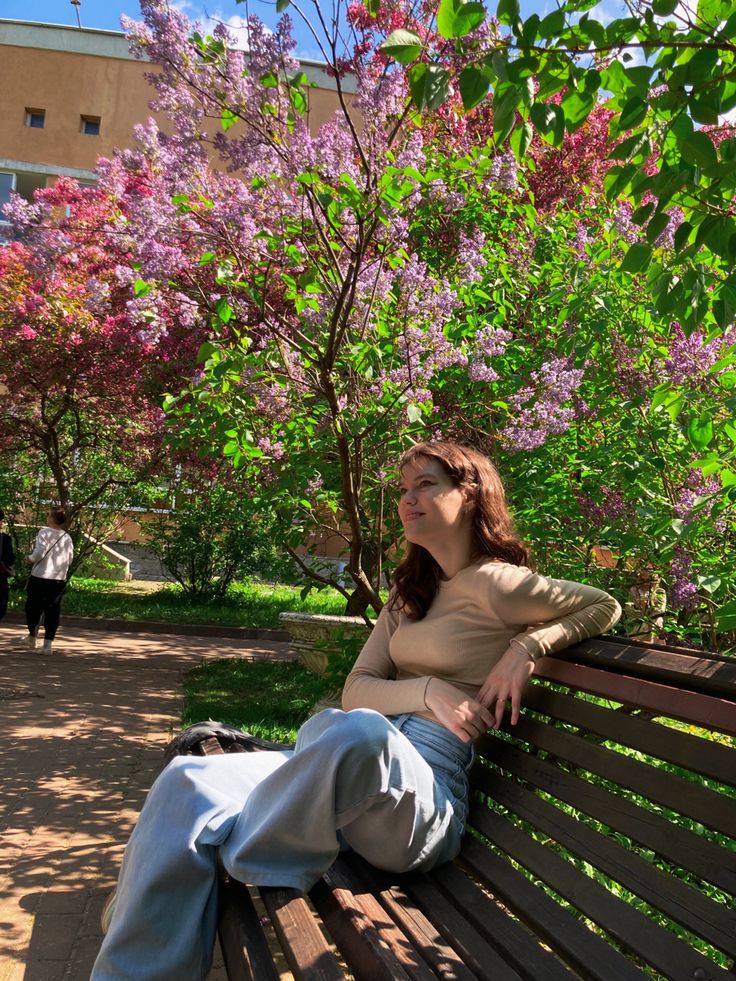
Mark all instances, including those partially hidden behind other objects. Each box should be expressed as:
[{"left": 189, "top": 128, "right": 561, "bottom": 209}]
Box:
[{"left": 0, "top": 626, "right": 291, "bottom": 980}]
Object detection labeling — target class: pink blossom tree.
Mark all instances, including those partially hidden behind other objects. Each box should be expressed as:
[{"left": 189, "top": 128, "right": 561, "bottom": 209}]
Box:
[{"left": 0, "top": 177, "right": 203, "bottom": 555}]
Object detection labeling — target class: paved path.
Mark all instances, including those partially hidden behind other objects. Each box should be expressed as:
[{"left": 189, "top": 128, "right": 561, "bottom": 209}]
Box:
[{"left": 0, "top": 623, "right": 293, "bottom": 981}]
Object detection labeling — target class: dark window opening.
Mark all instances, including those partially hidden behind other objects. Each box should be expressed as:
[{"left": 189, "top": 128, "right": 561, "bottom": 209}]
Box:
[
  {"left": 81, "top": 115, "right": 101, "bottom": 136},
  {"left": 25, "top": 108, "right": 46, "bottom": 128}
]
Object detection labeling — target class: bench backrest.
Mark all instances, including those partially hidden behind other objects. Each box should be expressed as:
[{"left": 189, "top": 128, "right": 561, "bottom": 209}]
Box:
[{"left": 458, "top": 638, "right": 736, "bottom": 981}]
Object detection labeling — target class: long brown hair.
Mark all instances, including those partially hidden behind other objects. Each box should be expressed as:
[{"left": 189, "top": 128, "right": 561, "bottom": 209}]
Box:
[{"left": 390, "top": 441, "right": 531, "bottom": 620}]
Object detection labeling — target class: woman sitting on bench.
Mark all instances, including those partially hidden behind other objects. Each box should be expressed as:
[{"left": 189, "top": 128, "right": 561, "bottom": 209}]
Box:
[{"left": 92, "top": 440, "right": 621, "bottom": 981}]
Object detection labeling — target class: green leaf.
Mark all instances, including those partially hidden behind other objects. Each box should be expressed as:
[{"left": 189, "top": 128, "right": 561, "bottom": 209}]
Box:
[
  {"left": 496, "top": 0, "right": 520, "bottom": 28},
  {"left": 681, "top": 131, "right": 718, "bottom": 169},
  {"left": 631, "top": 202, "right": 655, "bottom": 225},
  {"left": 221, "top": 108, "right": 237, "bottom": 131},
  {"left": 702, "top": 217, "right": 736, "bottom": 261},
  {"left": 276, "top": 0, "right": 290, "bottom": 9},
  {"left": 604, "top": 163, "right": 636, "bottom": 200},
  {"left": 530, "top": 102, "right": 564, "bottom": 145},
  {"left": 538, "top": 8, "right": 565, "bottom": 36},
  {"left": 260, "top": 71, "right": 278, "bottom": 88},
  {"left": 620, "top": 241, "right": 653, "bottom": 274},
  {"left": 216, "top": 298, "right": 234, "bottom": 324},
  {"left": 689, "top": 93, "right": 721, "bottom": 126},
  {"left": 459, "top": 65, "right": 489, "bottom": 110},
  {"left": 645, "top": 211, "right": 670, "bottom": 244},
  {"left": 716, "top": 598, "right": 736, "bottom": 631},
  {"left": 409, "top": 63, "right": 450, "bottom": 110},
  {"left": 509, "top": 119, "right": 533, "bottom": 159},
  {"left": 616, "top": 95, "right": 648, "bottom": 132},
  {"left": 698, "top": 0, "right": 731, "bottom": 19},
  {"left": 686, "top": 414, "right": 714, "bottom": 450},
  {"left": 560, "top": 90, "right": 595, "bottom": 130},
  {"left": 134, "top": 279, "right": 151, "bottom": 297},
  {"left": 437, "top": 0, "right": 486, "bottom": 38},
  {"left": 363, "top": 0, "right": 379, "bottom": 13},
  {"left": 697, "top": 575, "right": 722, "bottom": 595},
  {"left": 493, "top": 82, "right": 521, "bottom": 143},
  {"left": 673, "top": 221, "right": 692, "bottom": 252},
  {"left": 652, "top": 0, "right": 678, "bottom": 12},
  {"left": 407, "top": 403, "right": 423, "bottom": 423},
  {"left": 379, "top": 29, "right": 422, "bottom": 63}
]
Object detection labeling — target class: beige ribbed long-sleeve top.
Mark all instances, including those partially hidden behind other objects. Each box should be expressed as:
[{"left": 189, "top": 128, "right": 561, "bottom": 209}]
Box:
[{"left": 342, "top": 559, "right": 621, "bottom": 723}]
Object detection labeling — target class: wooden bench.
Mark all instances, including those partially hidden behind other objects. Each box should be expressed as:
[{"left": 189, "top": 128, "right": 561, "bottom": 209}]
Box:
[{"left": 185, "top": 636, "right": 736, "bottom": 981}]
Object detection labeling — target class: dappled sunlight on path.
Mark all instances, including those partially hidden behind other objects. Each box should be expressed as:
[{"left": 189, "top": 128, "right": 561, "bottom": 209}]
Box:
[{"left": 0, "top": 624, "right": 292, "bottom": 981}]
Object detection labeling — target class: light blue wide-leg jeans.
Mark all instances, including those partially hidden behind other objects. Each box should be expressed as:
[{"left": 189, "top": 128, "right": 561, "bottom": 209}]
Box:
[{"left": 91, "top": 708, "right": 473, "bottom": 981}]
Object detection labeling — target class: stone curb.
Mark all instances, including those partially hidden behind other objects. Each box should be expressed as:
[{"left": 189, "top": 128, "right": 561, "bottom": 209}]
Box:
[{"left": 2, "top": 610, "right": 289, "bottom": 642}]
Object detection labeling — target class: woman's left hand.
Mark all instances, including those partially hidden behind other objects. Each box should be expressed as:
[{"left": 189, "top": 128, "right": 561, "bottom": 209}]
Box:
[{"left": 476, "top": 646, "right": 535, "bottom": 728}]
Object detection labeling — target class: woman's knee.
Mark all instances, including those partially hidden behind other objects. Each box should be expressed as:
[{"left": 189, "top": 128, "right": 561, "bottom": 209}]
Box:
[
  {"left": 297, "top": 708, "right": 395, "bottom": 758},
  {"left": 149, "top": 755, "right": 207, "bottom": 805}
]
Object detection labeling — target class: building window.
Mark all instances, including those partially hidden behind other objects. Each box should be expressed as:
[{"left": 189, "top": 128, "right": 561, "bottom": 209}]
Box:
[
  {"left": 25, "top": 108, "right": 46, "bottom": 129},
  {"left": 15, "top": 172, "right": 48, "bottom": 202},
  {"left": 80, "top": 115, "right": 101, "bottom": 136},
  {"left": 0, "top": 172, "right": 16, "bottom": 210}
]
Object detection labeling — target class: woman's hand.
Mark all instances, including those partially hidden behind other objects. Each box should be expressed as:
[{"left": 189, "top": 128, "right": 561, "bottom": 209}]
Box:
[
  {"left": 476, "top": 646, "right": 535, "bottom": 728},
  {"left": 424, "top": 678, "right": 495, "bottom": 743}
]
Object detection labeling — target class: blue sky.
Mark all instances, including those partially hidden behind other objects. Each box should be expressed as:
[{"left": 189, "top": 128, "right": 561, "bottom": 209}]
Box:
[{"left": 1, "top": 0, "right": 623, "bottom": 59}]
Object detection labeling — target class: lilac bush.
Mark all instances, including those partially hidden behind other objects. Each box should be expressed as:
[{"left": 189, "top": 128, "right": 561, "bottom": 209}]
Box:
[{"left": 63, "top": 0, "right": 735, "bottom": 642}]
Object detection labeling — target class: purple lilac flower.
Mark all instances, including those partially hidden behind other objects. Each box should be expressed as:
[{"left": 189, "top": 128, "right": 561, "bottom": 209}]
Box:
[
  {"left": 503, "top": 356, "right": 585, "bottom": 453},
  {"left": 488, "top": 151, "right": 518, "bottom": 191},
  {"left": 669, "top": 545, "right": 698, "bottom": 611},
  {"left": 663, "top": 323, "right": 735, "bottom": 385},
  {"left": 467, "top": 326, "right": 512, "bottom": 384},
  {"left": 573, "top": 223, "right": 590, "bottom": 261},
  {"left": 612, "top": 201, "right": 638, "bottom": 244},
  {"left": 578, "top": 486, "right": 629, "bottom": 526},
  {"left": 674, "top": 469, "right": 721, "bottom": 522},
  {"left": 257, "top": 436, "right": 285, "bottom": 459},
  {"left": 456, "top": 230, "right": 486, "bottom": 285}
]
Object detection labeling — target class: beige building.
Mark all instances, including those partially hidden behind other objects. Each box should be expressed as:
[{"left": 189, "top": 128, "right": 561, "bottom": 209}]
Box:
[{"left": 0, "top": 19, "right": 354, "bottom": 226}]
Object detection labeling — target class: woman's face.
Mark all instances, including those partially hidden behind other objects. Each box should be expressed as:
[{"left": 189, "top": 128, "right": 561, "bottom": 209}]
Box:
[{"left": 398, "top": 457, "right": 470, "bottom": 546}]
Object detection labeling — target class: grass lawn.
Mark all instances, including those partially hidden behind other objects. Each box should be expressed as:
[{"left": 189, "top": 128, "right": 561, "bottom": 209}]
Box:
[
  {"left": 182, "top": 658, "right": 335, "bottom": 743},
  {"left": 9, "top": 576, "right": 348, "bottom": 630}
]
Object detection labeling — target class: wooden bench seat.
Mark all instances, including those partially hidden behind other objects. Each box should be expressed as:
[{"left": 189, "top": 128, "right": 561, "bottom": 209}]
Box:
[{"left": 186, "top": 636, "right": 736, "bottom": 981}]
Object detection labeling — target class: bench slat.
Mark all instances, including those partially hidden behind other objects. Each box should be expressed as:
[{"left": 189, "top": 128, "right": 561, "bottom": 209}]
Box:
[
  {"left": 217, "top": 878, "right": 280, "bottom": 981},
  {"left": 483, "top": 737, "right": 736, "bottom": 894},
  {"left": 523, "top": 684, "right": 736, "bottom": 786},
  {"left": 326, "top": 859, "right": 442, "bottom": 980},
  {"left": 340, "top": 855, "right": 480, "bottom": 981},
  {"left": 536, "top": 659, "right": 736, "bottom": 735},
  {"left": 562, "top": 640, "right": 736, "bottom": 698},
  {"left": 310, "top": 877, "right": 416, "bottom": 981},
  {"left": 468, "top": 806, "right": 730, "bottom": 980},
  {"left": 418, "top": 863, "right": 574, "bottom": 981},
  {"left": 260, "top": 886, "right": 344, "bottom": 981},
  {"left": 457, "top": 835, "right": 648, "bottom": 981},
  {"left": 503, "top": 714, "right": 736, "bottom": 837},
  {"left": 473, "top": 764, "right": 736, "bottom": 957}
]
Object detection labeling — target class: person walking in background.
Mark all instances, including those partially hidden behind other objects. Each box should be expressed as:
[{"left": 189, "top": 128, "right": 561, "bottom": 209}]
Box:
[
  {"left": 23, "top": 506, "right": 74, "bottom": 655},
  {"left": 0, "top": 509, "right": 15, "bottom": 622}
]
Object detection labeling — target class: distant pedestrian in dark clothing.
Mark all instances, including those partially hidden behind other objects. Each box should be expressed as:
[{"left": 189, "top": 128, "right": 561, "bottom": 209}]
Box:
[
  {"left": 23, "top": 506, "right": 74, "bottom": 655},
  {"left": 0, "top": 508, "right": 15, "bottom": 622}
]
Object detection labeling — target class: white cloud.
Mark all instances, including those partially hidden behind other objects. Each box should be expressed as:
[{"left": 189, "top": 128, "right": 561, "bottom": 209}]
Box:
[
  {"left": 168, "top": 2, "right": 254, "bottom": 49},
  {"left": 584, "top": 0, "right": 627, "bottom": 28}
]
